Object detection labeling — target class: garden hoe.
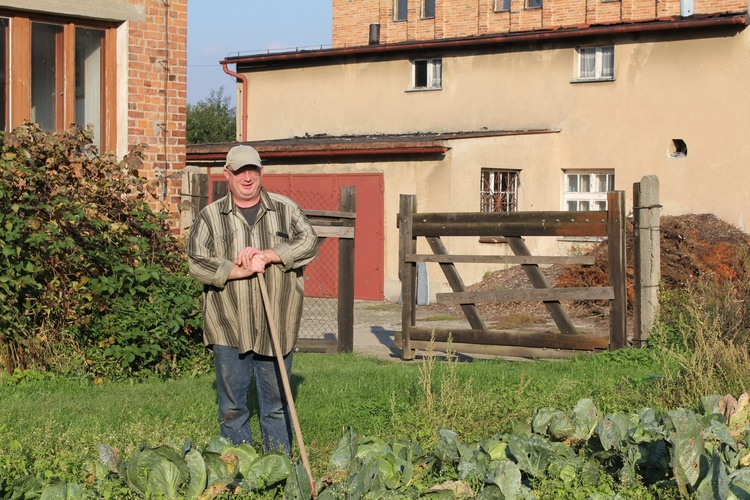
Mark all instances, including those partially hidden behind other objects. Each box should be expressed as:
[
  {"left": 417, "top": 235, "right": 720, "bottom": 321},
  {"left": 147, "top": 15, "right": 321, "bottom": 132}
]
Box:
[{"left": 257, "top": 273, "right": 316, "bottom": 499}]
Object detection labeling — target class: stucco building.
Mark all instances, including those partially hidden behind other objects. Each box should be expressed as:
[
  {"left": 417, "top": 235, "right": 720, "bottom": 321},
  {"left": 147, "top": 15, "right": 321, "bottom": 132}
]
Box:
[
  {"left": 0, "top": 0, "right": 187, "bottom": 220},
  {"left": 186, "top": 0, "right": 749, "bottom": 302}
]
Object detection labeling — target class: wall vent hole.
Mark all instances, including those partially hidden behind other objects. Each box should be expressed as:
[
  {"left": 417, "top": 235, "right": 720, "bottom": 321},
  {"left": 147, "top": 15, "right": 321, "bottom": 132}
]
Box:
[{"left": 670, "top": 139, "right": 688, "bottom": 158}]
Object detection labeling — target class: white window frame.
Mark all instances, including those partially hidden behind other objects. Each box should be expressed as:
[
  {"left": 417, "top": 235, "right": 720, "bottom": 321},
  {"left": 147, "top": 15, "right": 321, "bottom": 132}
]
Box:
[
  {"left": 563, "top": 170, "right": 614, "bottom": 211},
  {"left": 410, "top": 58, "right": 442, "bottom": 90},
  {"left": 422, "top": 0, "right": 436, "bottom": 18},
  {"left": 575, "top": 46, "right": 614, "bottom": 81},
  {"left": 526, "top": 0, "right": 542, "bottom": 9},
  {"left": 494, "top": 0, "right": 512, "bottom": 11},
  {"left": 481, "top": 168, "right": 520, "bottom": 213}
]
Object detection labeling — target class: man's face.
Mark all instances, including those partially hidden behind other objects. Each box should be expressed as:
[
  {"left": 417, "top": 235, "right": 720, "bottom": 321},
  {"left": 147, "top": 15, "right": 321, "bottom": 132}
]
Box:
[{"left": 224, "top": 165, "right": 263, "bottom": 207}]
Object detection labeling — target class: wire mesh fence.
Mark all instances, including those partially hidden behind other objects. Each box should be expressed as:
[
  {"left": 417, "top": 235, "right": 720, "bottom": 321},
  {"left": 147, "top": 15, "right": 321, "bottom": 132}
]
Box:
[{"left": 272, "top": 188, "right": 341, "bottom": 342}]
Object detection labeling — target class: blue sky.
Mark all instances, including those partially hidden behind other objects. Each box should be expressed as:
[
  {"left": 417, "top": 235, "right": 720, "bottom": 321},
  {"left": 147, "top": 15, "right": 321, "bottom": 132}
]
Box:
[{"left": 187, "top": 1, "right": 333, "bottom": 105}]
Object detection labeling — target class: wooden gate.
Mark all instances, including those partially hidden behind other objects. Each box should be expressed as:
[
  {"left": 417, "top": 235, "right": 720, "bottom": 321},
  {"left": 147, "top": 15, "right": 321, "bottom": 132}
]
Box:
[{"left": 396, "top": 192, "right": 627, "bottom": 360}]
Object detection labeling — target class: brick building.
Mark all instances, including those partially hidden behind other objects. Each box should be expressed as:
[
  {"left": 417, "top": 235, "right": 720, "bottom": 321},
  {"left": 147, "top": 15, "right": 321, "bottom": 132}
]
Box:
[
  {"left": 188, "top": 0, "right": 749, "bottom": 302},
  {"left": 332, "top": 0, "right": 745, "bottom": 46},
  {"left": 0, "top": 0, "right": 187, "bottom": 223}
]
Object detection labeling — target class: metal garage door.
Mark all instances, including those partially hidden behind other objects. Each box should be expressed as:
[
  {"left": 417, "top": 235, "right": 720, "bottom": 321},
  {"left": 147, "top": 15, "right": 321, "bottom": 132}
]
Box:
[{"left": 209, "top": 172, "right": 384, "bottom": 301}]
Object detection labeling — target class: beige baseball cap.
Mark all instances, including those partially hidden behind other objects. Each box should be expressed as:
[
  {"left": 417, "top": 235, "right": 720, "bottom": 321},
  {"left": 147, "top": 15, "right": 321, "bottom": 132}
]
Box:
[{"left": 225, "top": 145, "right": 262, "bottom": 172}]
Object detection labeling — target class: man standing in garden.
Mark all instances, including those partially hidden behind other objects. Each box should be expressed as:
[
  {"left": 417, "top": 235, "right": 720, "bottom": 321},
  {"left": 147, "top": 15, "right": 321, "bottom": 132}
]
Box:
[{"left": 187, "top": 145, "right": 318, "bottom": 454}]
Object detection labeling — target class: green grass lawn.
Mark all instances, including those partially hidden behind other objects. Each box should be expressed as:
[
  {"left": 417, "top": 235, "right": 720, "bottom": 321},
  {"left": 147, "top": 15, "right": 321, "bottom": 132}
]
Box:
[{"left": 0, "top": 348, "right": 667, "bottom": 486}]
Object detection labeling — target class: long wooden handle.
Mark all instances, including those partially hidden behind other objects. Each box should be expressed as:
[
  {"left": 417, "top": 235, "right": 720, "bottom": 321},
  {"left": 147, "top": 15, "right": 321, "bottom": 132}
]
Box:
[{"left": 257, "top": 273, "right": 316, "bottom": 498}]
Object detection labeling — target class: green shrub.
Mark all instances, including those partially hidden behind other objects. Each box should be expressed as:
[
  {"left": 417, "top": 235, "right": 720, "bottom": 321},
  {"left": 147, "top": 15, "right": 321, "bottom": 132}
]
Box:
[{"left": 0, "top": 123, "right": 205, "bottom": 379}]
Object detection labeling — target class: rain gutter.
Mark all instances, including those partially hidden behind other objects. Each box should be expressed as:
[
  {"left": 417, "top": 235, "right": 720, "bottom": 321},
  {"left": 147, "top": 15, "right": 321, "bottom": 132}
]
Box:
[
  {"left": 220, "top": 61, "right": 248, "bottom": 141},
  {"left": 223, "top": 15, "right": 747, "bottom": 67},
  {"left": 187, "top": 146, "right": 450, "bottom": 163}
]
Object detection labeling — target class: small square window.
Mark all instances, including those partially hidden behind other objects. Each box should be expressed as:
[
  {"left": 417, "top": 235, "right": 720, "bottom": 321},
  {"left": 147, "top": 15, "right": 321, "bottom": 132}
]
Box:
[
  {"left": 526, "top": 0, "right": 542, "bottom": 9},
  {"left": 411, "top": 58, "right": 442, "bottom": 90},
  {"left": 576, "top": 46, "right": 614, "bottom": 81}
]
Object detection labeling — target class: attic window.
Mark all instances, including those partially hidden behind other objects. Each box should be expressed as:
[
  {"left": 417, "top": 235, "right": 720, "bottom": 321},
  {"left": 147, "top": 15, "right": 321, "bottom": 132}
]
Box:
[{"left": 670, "top": 139, "right": 688, "bottom": 158}]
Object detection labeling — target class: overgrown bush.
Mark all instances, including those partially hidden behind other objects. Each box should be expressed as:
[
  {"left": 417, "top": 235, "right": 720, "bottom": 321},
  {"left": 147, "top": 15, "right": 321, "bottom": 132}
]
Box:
[{"left": 0, "top": 123, "right": 205, "bottom": 379}]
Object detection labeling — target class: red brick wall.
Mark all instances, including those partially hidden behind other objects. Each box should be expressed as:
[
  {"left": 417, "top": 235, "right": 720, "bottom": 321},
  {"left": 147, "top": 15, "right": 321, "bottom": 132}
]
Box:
[
  {"left": 332, "top": 0, "right": 747, "bottom": 47},
  {"left": 126, "top": 0, "right": 187, "bottom": 231}
]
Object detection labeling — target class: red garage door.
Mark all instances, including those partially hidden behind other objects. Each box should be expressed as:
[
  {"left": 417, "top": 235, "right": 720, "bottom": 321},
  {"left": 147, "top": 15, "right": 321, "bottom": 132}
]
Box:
[{"left": 259, "top": 173, "right": 384, "bottom": 301}]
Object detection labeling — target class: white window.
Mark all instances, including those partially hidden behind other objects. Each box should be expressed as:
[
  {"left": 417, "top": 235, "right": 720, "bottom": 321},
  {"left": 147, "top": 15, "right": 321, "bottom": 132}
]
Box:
[
  {"left": 563, "top": 170, "right": 614, "bottom": 211},
  {"left": 423, "top": 0, "right": 436, "bottom": 18},
  {"left": 526, "top": 0, "right": 542, "bottom": 8},
  {"left": 495, "top": 0, "right": 511, "bottom": 11},
  {"left": 481, "top": 169, "right": 519, "bottom": 213},
  {"left": 395, "top": 0, "right": 408, "bottom": 20},
  {"left": 576, "top": 46, "right": 614, "bottom": 81},
  {"left": 412, "top": 58, "right": 442, "bottom": 90}
]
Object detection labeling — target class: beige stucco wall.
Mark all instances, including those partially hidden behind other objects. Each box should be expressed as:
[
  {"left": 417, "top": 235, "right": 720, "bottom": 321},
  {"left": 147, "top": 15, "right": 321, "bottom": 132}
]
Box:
[{"left": 237, "top": 26, "right": 750, "bottom": 300}]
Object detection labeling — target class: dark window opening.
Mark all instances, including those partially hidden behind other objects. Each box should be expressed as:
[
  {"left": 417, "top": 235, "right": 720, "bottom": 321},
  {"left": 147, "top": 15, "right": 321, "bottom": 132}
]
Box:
[
  {"left": 414, "top": 60, "right": 427, "bottom": 87},
  {"left": 496, "top": 0, "right": 511, "bottom": 10},
  {"left": 396, "top": 0, "right": 408, "bottom": 20},
  {"left": 411, "top": 58, "right": 441, "bottom": 89}
]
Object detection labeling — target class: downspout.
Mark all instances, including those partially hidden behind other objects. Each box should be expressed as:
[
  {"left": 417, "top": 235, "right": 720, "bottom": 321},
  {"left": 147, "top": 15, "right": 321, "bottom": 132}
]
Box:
[{"left": 221, "top": 61, "right": 248, "bottom": 141}]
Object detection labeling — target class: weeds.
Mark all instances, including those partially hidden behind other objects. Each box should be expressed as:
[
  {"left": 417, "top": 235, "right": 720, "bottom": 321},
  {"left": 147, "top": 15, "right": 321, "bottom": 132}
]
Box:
[
  {"left": 398, "top": 333, "right": 483, "bottom": 448},
  {"left": 654, "top": 265, "right": 750, "bottom": 409}
]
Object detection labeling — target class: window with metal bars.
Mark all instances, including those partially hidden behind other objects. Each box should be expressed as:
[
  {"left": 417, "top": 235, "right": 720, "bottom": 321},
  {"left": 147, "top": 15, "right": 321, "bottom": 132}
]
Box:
[{"left": 480, "top": 168, "right": 519, "bottom": 213}]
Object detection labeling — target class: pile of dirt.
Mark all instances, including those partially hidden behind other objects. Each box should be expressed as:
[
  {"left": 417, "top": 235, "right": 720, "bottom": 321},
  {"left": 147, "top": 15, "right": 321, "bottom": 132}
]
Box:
[
  {"left": 432, "top": 214, "right": 750, "bottom": 322},
  {"left": 556, "top": 214, "right": 750, "bottom": 311}
]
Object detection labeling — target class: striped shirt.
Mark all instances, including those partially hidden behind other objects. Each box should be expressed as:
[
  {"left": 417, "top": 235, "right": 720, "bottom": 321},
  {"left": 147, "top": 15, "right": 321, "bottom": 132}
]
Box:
[{"left": 187, "top": 188, "right": 319, "bottom": 356}]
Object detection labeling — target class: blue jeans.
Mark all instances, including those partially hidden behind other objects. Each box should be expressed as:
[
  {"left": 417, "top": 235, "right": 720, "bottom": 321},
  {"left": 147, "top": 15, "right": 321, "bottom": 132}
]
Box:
[{"left": 212, "top": 345, "right": 294, "bottom": 454}]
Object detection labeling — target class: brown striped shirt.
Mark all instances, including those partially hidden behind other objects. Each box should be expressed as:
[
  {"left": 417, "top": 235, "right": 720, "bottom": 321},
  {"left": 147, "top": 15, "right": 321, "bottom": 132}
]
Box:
[{"left": 187, "top": 188, "right": 318, "bottom": 356}]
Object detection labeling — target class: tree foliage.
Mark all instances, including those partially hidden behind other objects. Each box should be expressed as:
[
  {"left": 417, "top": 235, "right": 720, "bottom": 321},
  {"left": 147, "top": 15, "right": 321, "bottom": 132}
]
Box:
[
  {"left": 0, "top": 123, "right": 204, "bottom": 379},
  {"left": 186, "top": 86, "right": 237, "bottom": 144}
]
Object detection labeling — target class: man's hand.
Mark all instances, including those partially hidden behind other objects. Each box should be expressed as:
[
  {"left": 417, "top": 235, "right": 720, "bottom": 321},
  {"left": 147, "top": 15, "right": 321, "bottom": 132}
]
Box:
[
  {"left": 235, "top": 246, "right": 263, "bottom": 269},
  {"left": 228, "top": 246, "right": 270, "bottom": 280}
]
